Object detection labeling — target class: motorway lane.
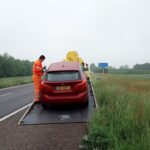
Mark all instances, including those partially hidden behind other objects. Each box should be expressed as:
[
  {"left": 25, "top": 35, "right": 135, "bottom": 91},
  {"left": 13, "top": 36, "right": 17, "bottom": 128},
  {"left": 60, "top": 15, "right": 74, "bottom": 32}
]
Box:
[
  {"left": 0, "top": 84, "right": 34, "bottom": 118},
  {"left": 0, "top": 108, "right": 87, "bottom": 150},
  {"left": 0, "top": 83, "right": 91, "bottom": 150},
  {"left": 0, "top": 84, "right": 90, "bottom": 149}
]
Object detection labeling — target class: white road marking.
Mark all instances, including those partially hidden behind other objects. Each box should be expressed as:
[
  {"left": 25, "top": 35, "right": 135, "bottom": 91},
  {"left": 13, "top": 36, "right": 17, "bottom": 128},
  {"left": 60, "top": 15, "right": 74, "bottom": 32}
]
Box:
[
  {"left": 0, "top": 103, "right": 32, "bottom": 122},
  {"left": 0, "top": 93, "right": 12, "bottom": 97},
  {"left": 0, "top": 83, "right": 33, "bottom": 91}
]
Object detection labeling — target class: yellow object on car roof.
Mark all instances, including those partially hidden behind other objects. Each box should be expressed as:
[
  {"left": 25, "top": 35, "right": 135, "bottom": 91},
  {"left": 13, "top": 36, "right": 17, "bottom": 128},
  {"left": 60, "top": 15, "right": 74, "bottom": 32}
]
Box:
[{"left": 65, "top": 50, "right": 84, "bottom": 65}]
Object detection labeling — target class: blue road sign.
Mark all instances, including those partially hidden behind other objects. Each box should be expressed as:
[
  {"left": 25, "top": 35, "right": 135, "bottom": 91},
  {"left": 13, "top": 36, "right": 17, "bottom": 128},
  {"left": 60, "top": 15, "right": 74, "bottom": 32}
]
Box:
[{"left": 98, "top": 63, "right": 108, "bottom": 68}]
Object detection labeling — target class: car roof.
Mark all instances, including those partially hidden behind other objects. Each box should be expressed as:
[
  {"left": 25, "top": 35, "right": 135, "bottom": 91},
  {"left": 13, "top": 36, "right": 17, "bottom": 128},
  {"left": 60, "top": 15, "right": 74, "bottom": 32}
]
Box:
[{"left": 47, "top": 61, "right": 81, "bottom": 72}]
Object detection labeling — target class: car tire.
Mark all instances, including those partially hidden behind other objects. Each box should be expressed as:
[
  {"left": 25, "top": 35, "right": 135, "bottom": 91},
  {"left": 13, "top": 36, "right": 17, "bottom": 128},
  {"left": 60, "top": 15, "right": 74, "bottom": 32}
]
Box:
[
  {"left": 41, "top": 101, "right": 48, "bottom": 109},
  {"left": 85, "top": 98, "right": 89, "bottom": 106},
  {"left": 81, "top": 99, "right": 89, "bottom": 107},
  {"left": 40, "top": 96, "right": 48, "bottom": 109}
]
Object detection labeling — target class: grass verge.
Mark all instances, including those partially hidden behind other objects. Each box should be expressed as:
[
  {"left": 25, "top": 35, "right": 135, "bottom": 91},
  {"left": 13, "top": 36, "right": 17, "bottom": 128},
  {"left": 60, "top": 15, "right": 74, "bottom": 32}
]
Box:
[
  {"left": 80, "top": 73, "right": 150, "bottom": 150},
  {"left": 0, "top": 76, "right": 32, "bottom": 89}
]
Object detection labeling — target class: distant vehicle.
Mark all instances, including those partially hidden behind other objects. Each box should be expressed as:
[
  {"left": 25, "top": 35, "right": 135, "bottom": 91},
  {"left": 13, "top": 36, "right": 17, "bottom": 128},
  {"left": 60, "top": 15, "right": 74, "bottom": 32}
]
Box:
[{"left": 40, "top": 61, "right": 88, "bottom": 108}]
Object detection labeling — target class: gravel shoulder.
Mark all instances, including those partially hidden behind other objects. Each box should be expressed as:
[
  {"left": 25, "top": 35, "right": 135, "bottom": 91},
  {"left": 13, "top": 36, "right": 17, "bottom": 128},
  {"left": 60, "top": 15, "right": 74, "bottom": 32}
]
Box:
[{"left": 0, "top": 109, "right": 87, "bottom": 150}]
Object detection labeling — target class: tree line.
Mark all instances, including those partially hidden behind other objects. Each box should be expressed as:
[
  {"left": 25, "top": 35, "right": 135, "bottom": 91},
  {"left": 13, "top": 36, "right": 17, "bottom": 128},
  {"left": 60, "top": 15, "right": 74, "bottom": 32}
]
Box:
[
  {"left": 0, "top": 53, "right": 33, "bottom": 77},
  {"left": 90, "top": 63, "right": 108, "bottom": 73},
  {"left": 133, "top": 63, "right": 150, "bottom": 70},
  {"left": 90, "top": 63, "right": 150, "bottom": 74}
]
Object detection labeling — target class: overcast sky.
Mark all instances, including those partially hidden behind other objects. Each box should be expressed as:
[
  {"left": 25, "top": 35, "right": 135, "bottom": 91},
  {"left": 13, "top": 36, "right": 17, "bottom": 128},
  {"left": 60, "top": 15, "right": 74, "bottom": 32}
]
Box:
[{"left": 0, "top": 0, "right": 150, "bottom": 68}]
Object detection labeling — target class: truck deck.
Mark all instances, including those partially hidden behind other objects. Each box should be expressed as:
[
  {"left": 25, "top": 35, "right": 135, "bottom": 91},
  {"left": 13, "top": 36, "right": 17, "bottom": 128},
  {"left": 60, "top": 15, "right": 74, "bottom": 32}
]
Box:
[{"left": 19, "top": 81, "right": 97, "bottom": 125}]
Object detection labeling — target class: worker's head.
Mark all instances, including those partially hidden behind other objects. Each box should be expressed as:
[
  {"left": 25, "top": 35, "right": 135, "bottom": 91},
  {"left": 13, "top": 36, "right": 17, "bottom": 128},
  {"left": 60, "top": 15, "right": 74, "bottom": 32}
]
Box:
[{"left": 39, "top": 55, "right": 45, "bottom": 62}]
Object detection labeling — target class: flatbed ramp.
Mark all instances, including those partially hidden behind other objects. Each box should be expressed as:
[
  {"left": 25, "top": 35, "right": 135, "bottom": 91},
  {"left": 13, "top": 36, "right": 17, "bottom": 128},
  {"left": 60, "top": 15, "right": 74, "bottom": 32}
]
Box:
[{"left": 19, "top": 82, "right": 97, "bottom": 125}]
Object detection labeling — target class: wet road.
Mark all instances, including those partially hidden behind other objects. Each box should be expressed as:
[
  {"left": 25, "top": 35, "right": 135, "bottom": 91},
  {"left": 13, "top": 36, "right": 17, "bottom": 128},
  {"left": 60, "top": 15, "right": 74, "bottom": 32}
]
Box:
[
  {"left": 0, "top": 84, "right": 33, "bottom": 118},
  {"left": 0, "top": 84, "right": 89, "bottom": 150},
  {"left": 0, "top": 109, "right": 87, "bottom": 150}
]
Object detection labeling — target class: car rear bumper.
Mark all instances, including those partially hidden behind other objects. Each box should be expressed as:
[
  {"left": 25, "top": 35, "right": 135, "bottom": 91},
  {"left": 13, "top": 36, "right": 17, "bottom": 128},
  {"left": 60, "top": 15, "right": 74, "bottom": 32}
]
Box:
[{"left": 41, "top": 91, "right": 88, "bottom": 105}]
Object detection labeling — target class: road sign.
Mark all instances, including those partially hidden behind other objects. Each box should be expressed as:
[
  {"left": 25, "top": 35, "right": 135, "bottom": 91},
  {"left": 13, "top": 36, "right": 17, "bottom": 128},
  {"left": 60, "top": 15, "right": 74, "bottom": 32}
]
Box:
[{"left": 98, "top": 63, "right": 108, "bottom": 68}]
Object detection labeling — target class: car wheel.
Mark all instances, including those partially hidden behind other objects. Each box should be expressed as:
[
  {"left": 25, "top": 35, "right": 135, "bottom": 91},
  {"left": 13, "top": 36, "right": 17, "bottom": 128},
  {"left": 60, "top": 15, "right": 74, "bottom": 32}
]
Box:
[
  {"left": 41, "top": 101, "right": 48, "bottom": 109},
  {"left": 81, "top": 99, "right": 88, "bottom": 107},
  {"left": 85, "top": 98, "right": 89, "bottom": 106},
  {"left": 40, "top": 96, "right": 48, "bottom": 109}
]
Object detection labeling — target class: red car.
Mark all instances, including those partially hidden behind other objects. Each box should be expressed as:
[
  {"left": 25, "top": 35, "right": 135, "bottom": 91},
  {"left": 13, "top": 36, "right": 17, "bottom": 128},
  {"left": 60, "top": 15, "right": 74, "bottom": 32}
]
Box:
[{"left": 40, "top": 61, "right": 88, "bottom": 107}]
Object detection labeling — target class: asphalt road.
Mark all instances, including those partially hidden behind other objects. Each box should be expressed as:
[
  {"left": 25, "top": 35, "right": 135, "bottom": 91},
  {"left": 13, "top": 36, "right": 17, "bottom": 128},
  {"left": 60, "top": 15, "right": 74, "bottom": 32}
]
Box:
[
  {"left": 0, "top": 84, "right": 88, "bottom": 150},
  {"left": 0, "top": 109, "right": 87, "bottom": 150},
  {"left": 0, "top": 84, "right": 34, "bottom": 118}
]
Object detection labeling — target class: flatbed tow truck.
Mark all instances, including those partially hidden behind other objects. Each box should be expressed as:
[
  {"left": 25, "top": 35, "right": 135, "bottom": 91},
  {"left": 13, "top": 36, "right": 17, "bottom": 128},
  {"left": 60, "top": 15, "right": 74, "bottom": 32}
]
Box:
[{"left": 19, "top": 51, "right": 98, "bottom": 125}]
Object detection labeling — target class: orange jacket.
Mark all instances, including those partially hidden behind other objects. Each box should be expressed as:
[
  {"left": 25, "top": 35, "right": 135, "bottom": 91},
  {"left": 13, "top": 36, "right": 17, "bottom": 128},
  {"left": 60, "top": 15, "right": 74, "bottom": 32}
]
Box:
[{"left": 32, "top": 60, "right": 43, "bottom": 77}]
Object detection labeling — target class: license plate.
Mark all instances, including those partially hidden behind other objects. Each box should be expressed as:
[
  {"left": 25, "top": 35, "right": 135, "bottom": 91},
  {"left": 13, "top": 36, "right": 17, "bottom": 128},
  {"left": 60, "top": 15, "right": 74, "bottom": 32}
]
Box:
[{"left": 56, "top": 86, "right": 71, "bottom": 91}]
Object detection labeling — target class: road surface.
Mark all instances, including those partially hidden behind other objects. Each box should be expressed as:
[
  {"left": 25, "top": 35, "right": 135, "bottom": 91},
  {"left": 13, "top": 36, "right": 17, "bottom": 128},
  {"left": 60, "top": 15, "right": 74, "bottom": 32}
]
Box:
[
  {"left": 0, "top": 84, "right": 88, "bottom": 150},
  {"left": 0, "top": 84, "right": 33, "bottom": 118}
]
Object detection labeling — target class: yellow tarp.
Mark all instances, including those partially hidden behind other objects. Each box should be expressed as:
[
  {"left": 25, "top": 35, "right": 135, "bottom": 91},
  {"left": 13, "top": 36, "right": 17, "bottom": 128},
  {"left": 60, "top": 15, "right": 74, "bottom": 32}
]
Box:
[{"left": 64, "top": 51, "right": 84, "bottom": 65}]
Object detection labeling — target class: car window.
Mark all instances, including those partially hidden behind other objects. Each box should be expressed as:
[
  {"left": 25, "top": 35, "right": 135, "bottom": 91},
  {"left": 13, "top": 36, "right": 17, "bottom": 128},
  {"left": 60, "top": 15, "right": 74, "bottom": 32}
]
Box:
[{"left": 45, "top": 71, "right": 81, "bottom": 81}]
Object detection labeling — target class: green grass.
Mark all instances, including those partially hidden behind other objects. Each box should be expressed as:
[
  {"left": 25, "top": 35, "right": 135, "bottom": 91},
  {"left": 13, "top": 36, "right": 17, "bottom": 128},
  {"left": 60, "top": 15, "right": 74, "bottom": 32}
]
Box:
[
  {"left": 0, "top": 76, "right": 32, "bottom": 89},
  {"left": 80, "top": 73, "right": 150, "bottom": 150}
]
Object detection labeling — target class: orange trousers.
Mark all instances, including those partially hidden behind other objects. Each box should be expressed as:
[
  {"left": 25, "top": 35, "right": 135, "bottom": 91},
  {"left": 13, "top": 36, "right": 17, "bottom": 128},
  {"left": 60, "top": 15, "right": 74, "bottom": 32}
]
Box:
[{"left": 32, "top": 75, "right": 41, "bottom": 101}]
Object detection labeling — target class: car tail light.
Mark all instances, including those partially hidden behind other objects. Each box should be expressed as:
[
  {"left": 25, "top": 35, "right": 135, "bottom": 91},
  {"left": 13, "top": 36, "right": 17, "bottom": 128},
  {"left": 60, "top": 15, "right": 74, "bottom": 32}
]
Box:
[
  {"left": 74, "top": 80, "right": 87, "bottom": 92},
  {"left": 41, "top": 82, "right": 52, "bottom": 93},
  {"left": 81, "top": 80, "right": 87, "bottom": 90}
]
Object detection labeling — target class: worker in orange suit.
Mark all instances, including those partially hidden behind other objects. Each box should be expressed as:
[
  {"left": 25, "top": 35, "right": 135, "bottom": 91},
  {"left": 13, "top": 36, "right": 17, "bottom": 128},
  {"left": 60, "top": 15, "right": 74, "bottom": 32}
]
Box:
[{"left": 32, "top": 55, "right": 46, "bottom": 103}]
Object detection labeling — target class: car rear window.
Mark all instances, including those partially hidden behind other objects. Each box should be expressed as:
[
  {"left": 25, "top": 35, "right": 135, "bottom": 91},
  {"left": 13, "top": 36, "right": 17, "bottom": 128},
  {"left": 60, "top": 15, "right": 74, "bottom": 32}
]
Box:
[{"left": 45, "top": 71, "right": 81, "bottom": 81}]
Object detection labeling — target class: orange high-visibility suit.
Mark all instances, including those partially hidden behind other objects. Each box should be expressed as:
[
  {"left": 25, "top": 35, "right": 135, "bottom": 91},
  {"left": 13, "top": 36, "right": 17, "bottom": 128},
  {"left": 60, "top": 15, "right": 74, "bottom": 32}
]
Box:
[{"left": 32, "top": 60, "right": 44, "bottom": 102}]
